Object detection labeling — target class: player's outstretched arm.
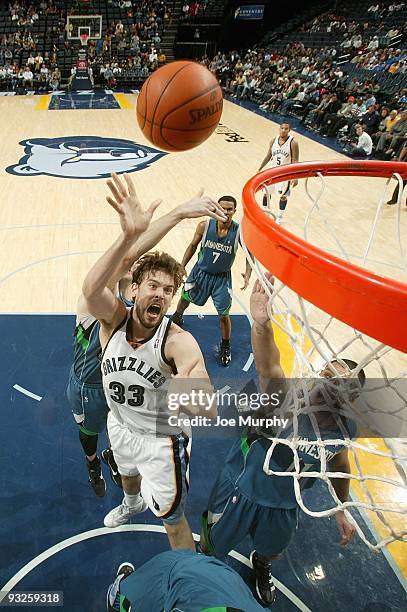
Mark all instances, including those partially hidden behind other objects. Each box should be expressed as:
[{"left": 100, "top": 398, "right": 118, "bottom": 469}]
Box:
[
  {"left": 250, "top": 272, "right": 285, "bottom": 387},
  {"left": 328, "top": 449, "right": 356, "bottom": 546},
  {"left": 166, "top": 331, "right": 217, "bottom": 419},
  {"left": 258, "top": 142, "right": 273, "bottom": 172},
  {"left": 181, "top": 221, "right": 206, "bottom": 269},
  {"left": 240, "top": 247, "right": 253, "bottom": 290},
  {"left": 122, "top": 190, "right": 227, "bottom": 267},
  {"left": 82, "top": 173, "right": 161, "bottom": 325}
]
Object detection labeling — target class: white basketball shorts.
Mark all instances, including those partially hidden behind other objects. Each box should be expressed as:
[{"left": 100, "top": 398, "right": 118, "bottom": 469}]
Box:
[{"left": 107, "top": 412, "right": 190, "bottom": 523}]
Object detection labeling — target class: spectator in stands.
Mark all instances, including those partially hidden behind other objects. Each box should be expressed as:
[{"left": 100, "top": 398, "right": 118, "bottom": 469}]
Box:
[
  {"left": 22, "top": 65, "right": 33, "bottom": 88},
  {"left": 280, "top": 85, "right": 306, "bottom": 115},
  {"left": 367, "top": 36, "right": 379, "bottom": 51},
  {"left": 344, "top": 124, "right": 373, "bottom": 157},
  {"left": 34, "top": 52, "right": 43, "bottom": 72},
  {"left": 357, "top": 104, "right": 380, "bottom": 135},
  {"left": 371, "top": 107, "right": 391, "bottom": 145},
  {"left": 190, "top": 2, "right": 200, "bottom": 20},
  {"left": 313, "top": 93, "right": 341, "bottom": 130},
  {"left": 376, "top": 110, "right": 407, "bottom": 156},
  {"left": 49, "top": 67, "right": 60, "bottom": 91},
  {"left": 351, "top": 34, "right": 363, "bottom": 50},
  {"left": 341, "top": 34, "right": 352, "bottom": 49},
  {"left": 182, "top": 3, "right": 190, "bottom": 21}
]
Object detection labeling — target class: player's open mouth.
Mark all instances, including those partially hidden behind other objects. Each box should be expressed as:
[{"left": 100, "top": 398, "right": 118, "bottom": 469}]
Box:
[{"left": 146, "top": 304, "right": 161, "bottom": 317}]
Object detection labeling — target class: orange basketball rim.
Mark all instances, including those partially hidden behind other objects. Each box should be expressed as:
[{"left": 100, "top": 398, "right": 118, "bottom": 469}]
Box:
[{"left": 242, "top": 160, "right": 407, "bottom": 353}]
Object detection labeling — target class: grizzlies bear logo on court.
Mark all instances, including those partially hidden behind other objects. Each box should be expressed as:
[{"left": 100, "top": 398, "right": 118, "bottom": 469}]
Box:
[{"left": 6, "top": 136, "right": 167, "bottom": 179}]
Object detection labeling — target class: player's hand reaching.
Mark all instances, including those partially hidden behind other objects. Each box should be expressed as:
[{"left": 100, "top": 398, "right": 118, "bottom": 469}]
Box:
[
  {"left": 250, "top": 271, "right": 274, "bottom": 325},
  {"left": 106, "top": 172, "right": 161, "bottom": 240},
  {"left": 175, "top": 189, "right": 227, "bottom": 222},
  {"left": 335, "top": 510, "right": 356, "bottom": 546},
  {"left": 240, "top": 271, "right": 250, "bottom": 291}
]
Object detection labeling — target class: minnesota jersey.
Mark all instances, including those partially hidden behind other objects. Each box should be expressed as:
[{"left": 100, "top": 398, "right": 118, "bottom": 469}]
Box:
[
  {"left": 264, "top": 134, "right": 293, "bottom": 169},
  {"left": 101, "top": 308, "right": 178, "bottom": 435},
  {"left": 196, "top": 219, "right": 240, "bottom": 274},
  {"left": 72, "top": 295, "right": 133, "bottom": 386},
  {"left": 73, "top": 315, "right": 103, "bottom": 386},
  {"left": 223, "top": 412, "right": 357, "bottom": 509}
]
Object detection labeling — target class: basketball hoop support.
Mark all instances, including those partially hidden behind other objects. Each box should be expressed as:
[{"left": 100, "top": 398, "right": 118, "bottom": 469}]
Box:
[{"left": 242, "top": 160, "right": 407, "bottom": 352}]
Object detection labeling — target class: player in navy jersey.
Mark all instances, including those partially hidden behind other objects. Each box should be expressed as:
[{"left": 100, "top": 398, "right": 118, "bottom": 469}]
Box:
[
  {"left": 200, "top": 273, "right": 364, "bottom": 605},
  {"left": 67, "top": 271, "right": 134, "bottom": 496},
  {"left": 106, "top": 550, "right": 265, "bottom": 612},
  {"left": 68, "top": 177, "right": 227, "bottom": 497},
  {"left": 172, "top": 195, "right": 252, "bottom": 366}
]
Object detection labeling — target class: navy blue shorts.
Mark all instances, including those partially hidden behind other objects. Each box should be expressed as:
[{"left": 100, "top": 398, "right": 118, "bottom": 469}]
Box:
[
  {"left": 182, "top": 266, "right": 232, "bottom": 315},
  {"left": 66, "top": 368, "right": 108, "bottom": 434},
  {"left": 202, "top": 471, "right": 298, "bottom": 557}
]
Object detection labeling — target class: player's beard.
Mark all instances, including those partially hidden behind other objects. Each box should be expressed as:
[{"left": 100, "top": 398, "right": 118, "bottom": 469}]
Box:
[{"left": 135, "top": 300, "right": 164, "bottom": 329}]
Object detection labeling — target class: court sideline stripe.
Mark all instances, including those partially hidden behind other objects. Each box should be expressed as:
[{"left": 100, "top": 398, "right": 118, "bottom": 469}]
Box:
[
  {"left": 113, "top": 93, "right": 133, "bottom": 109},
  {"left": 35, "top": 95, "right": 51, "bottom": 110},
  {"left": 0, "top": 526, "right": 310, "bottom": 611},
  {"left": 349, "top": 491, "right": 407, "bottom": 592},
  {"left": 13, "top": 384, "right": 42, "bottom": 401}
]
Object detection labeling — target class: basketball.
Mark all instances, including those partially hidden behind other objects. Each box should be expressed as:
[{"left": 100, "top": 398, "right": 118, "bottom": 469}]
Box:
[{"left": 136, "top": 60, "right": 223, "bottom": 152}]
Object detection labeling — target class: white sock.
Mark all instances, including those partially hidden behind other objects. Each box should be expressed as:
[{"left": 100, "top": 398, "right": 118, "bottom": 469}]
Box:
[{"left": 124, "top": 492, "right": 141, "bottom": 508}]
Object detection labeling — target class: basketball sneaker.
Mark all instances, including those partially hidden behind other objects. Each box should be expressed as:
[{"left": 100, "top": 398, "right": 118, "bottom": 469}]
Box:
[
  {"left": 106, "top": 562, "right": 135, "bottom": 612},
  {"left": 250, "top": 550, "right": 276, "bottom": 605},
  {"left": 101, "top": 448, "right": 122, "bottom": 488},
  {"left": 171, "top": 312, "right": 184, "bottom": 327},
  {"left": 104, "top": 496, "right": 148, "bottom": 528},
  {"left": 86, "top": 456, "right": 106, "bottom": 497},
  {"left": 220, "top": 340, "right": 231, "bottom": 366}
]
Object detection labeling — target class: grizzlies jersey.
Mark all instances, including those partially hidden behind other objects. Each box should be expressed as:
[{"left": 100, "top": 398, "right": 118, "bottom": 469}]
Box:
[
  {"left": 72, "top": 295, "right": 133, "bottom": 386},
  {"left": 101, "top": 308, "right": 178, "bottom": 435},
  {"left": 196, "top": 219, "right": 240, "bottom": 274},
  {"left": 223, "top": 413, "right": 357, "bottom": 509},
  {"left": 264, "top": 135, "right": 293, "bottom": 169}
]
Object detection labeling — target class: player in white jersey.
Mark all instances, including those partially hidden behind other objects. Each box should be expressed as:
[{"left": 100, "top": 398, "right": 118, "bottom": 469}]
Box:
[
  {"left": 82, "top": 173, "right": 223, "bottom": 551},
  {"left": 258, "top": 122, "right": 299, "bottom": 224}
]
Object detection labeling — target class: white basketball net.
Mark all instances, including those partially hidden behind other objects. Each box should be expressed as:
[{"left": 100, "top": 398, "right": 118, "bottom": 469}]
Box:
[{"left": 241, "top": 171, "right": 407, "bottom": 552}]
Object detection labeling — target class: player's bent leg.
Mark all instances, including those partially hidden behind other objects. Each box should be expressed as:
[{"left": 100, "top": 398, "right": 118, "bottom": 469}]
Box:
[
  {"left": 107, "top": 554, "right": 173, "bottom": 611},
  {"left": 163, "top": 513, "right": 195, "bottom": 550},
  {"left": 104, "top": 414, "right": 147, "bottom": 527},
  {"left": 200, "top": 472, "right": 257, "bottom": 556},
  {"left": 106, "top": 563, "right": 135, "bottom": 612},
  {"left": 276, "top": 196, "right": 288, "bottom": 225},
  {"left": 213, "top": 277, "right": 233, "bottom": 366},
  {"left": 139, "top": 432, "right": 191, "bottom": 546},
  {"left": 79, "top": 426, "right": 106, "bottom": 498},
  {"left": 250, "top": 506, "right": 298, "bottom": 605},
  {"left": 101, "top": 447, "right": 122, "bottom": 488},
  {"left": 219, "top": 315, "right": 232, "bottom": 366},
  {"left": 67, "top": 373, "right": 109, "bottom": 496},
  {"left": 104, "top": 473, "right": 146, "bottom": 528},
  {"left": 82, "top": 437, "right": 106, "bottom": 498},
  {"left": 172, "top": 295, "right": 191, "bottom": 327}
]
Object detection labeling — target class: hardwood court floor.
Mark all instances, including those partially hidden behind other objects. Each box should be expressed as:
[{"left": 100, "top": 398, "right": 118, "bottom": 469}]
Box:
[{"left": 0, "top": 93, "right": 405, "bottom": 595}]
